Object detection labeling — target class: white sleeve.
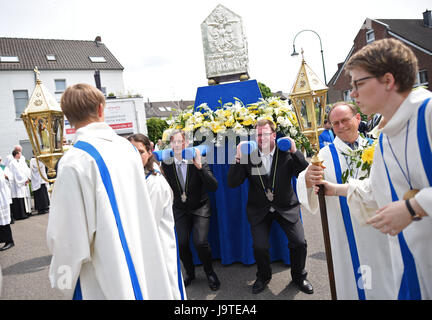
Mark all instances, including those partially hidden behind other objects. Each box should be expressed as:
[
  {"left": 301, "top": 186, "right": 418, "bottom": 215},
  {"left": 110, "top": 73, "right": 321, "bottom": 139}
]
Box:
[
  {"left": 297, "top": 167, "right": 320, "bottom": 215},
  {"left": 46, "top": 163, "right": 94, "bottom": 292},
  {"left": 346, "top": 177, "right": 379, "bottom": 225}
]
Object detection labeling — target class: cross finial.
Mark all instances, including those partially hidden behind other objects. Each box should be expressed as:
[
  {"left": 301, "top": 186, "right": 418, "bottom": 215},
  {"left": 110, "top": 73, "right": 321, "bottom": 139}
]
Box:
[
  {"left": 301, "top": 48, "right": 305, "bottom": 60},
  {"left": 34, "top": 66, "right": 40, "bottom": 81}
]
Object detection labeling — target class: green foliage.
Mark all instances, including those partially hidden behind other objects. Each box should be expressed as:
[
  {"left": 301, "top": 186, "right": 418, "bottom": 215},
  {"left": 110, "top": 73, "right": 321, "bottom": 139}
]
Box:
[
  {"left": 146, "top": 117, "right": 169, "bottom": 143},
  {"left": 258, "top": 82, "right": 273, "bottom": 99}
]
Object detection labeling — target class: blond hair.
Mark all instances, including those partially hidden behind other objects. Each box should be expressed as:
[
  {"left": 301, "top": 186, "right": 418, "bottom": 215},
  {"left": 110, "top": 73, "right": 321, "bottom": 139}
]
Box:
[
  {"left": 60, "top": 83, "right": 105, "bottom": 126},
  {"left": 346, "top": 38, "right": 418, "bottom": 93},
  {"left": 255, "top": 118, "right": 276, "bottom": 132}
]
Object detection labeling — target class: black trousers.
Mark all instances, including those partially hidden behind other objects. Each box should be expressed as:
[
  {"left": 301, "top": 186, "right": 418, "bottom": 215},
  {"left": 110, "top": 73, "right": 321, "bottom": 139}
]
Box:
[
  {"left": 175, "top": 213, "right": 213, "bottom": 276},
  {"left": 0, "top": 224, "right": 14, "bottom": 244},
  {"left": 251, "top": 211, "right": 307, "bottom": 283},
  {"left": 34, "top": 184, "right": 50, "bottom": 213}
]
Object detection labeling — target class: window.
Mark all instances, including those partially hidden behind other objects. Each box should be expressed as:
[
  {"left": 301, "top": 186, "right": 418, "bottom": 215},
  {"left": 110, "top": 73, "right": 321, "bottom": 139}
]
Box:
[
  {"left": 366, "top": 30, "right": 375, "bottom": 43},
  {"left": 55, "top": 79, "right": 66, "bottom": 93},
  {"left": 13, "top": 90, "right": 29, "bottom": 119},
  {"left": 89, "top": 56, "right": 106, "bottom": 63},
  {"left": 1, "top": 56, "right": 19, "bottom": 63},
  {"left": 419, "top": 70, "right": 428, "bottom": 86},
  {"left": 46, "top": 54, "right": 56, "bottom": 61},
  {"left": 343, "top": 89, "right": 353, "bottom": 102}
]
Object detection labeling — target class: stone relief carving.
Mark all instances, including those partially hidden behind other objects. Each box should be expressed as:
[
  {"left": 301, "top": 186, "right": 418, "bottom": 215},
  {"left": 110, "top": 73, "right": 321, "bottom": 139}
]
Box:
[{"left": 201, "top": 4, "right": 249, "bottom": 82}]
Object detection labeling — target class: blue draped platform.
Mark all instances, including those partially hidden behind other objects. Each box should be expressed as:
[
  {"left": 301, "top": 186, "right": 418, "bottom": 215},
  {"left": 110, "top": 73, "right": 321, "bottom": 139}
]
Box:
[{"left": 190, "top": 80, "right": 298, "bottom": 266}]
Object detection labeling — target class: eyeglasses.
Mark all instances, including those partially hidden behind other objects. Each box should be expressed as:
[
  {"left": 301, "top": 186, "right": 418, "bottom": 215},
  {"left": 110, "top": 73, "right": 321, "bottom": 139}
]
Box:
[
  {"left": 330, "top": 115, "right": 356, "bottom": 127},
  {"left": 350, "top": 76, "right": 377, "bottom": 91}
]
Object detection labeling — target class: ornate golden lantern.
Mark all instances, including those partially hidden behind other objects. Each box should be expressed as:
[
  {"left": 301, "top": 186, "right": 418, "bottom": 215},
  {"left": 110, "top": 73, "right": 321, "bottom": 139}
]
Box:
[
  {"left": 21, "top": 67, "right": 64, "bottom": 183},
  {"left": 289, "top": 52, "right": 328, "bottom": 151}
]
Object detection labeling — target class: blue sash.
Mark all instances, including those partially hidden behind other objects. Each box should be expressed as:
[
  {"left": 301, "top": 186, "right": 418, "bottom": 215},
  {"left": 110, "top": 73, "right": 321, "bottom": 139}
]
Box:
[
  {"left": 329, "top": 143, "right": 366, "bottom": 300},
  {"left": 377, "top": 97, "right": 431, "bottom": 300},
  {"left": 73, "top": 140, "right": 143, "bottom": 300}
]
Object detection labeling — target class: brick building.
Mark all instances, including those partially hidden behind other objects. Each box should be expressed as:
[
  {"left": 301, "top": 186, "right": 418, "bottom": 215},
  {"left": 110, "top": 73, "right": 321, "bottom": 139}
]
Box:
[{"left": 328, "top": 10, "right": 432, "bottom": 104}]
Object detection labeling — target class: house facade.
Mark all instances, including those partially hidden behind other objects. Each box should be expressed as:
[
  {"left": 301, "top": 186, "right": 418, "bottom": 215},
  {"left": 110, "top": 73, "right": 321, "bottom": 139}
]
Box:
[
  {"left": 0, "top": 36, "right": 125, "bottom": 159},
  {"left": 327, "top": 10, "right": 432, "bottom": 104}
]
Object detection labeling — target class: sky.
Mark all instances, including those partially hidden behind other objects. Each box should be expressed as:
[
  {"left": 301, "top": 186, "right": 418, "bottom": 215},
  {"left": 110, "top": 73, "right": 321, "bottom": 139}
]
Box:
[{"left": 1, "top": 0, "right": 430, "bottom": 102}]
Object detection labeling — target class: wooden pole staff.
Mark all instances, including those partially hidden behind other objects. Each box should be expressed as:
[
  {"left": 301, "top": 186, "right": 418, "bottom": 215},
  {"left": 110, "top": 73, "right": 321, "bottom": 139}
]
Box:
[{"left": 311, "top": 154, "right": 337, "bottom": 300}]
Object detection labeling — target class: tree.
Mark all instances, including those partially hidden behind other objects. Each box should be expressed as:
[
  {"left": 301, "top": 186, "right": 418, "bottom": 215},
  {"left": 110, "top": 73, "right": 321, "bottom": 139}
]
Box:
[
  {"left": 258, "top": 82, "right": 273, "bottom": 99},
  {"left": 146, "top": 117, "right": 169, "bottom": 144}
]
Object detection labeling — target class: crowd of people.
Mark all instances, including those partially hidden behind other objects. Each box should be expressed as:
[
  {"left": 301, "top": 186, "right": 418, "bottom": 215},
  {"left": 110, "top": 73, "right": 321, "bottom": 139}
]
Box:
[
  {"left": 1, "top": 38, "right": 431, "bottom": 300},
  {"left": 0, "top": 146, "right": 50, "bottom": 252}
]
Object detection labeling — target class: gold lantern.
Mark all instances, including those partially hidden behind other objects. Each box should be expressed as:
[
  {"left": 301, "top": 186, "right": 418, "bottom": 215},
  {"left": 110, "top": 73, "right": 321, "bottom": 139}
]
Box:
[
  {"left": 21, "top": 67, "right": 64, "bottom": 183},
  {"left": 289, "top": 53, "right": 328, "bottom": 151}
]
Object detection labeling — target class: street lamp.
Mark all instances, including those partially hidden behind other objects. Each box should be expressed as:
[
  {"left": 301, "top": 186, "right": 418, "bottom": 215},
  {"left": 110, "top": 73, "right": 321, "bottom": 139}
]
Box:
[{"left": 291, "top": 29, "right": 327, "bottom": 85}]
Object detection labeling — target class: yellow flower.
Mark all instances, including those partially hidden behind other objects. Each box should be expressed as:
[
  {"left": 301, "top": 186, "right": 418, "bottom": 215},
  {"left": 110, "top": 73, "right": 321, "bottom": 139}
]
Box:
[{"left": 361, "top": 145, "right": 375, "bottom": 164}]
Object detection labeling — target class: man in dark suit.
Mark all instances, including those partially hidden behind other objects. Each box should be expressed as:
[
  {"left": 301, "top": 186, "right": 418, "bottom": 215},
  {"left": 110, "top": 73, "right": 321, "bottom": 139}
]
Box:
[
  {"left": 161, "top": 130, "right": 220, "bottom": 291},
  {"left": 227, "top": 119, "right": 313, "bottom": 294}
]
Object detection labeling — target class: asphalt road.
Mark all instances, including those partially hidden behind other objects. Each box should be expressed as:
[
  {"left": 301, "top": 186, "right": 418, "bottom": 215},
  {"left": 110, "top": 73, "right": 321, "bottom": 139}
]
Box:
[{"left": 0, "top": 203, "right": 331, "bottom": 300}]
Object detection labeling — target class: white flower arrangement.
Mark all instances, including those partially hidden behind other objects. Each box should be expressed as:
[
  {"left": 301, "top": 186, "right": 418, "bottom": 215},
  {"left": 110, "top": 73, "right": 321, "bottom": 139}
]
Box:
[{"left": 162, "top": 97, "right": 312, "bottom": 153}]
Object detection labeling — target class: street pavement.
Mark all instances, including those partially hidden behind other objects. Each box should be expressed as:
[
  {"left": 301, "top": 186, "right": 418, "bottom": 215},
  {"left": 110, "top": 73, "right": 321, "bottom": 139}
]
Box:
[{"left": 0, "top": 204, "right": 331, "bottom": 300}]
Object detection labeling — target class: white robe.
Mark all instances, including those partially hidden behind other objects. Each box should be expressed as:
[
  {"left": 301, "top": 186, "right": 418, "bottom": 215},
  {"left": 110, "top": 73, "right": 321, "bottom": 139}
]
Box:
[
  {"left": 8, "top": 159, "right": 29, "bottom": 199},
  {"left": 347, "top": 88, "right": 432, "bottom": 299},
  {"left": 145, "top": 169, "right": 186, "bottom": 300},
  {"left": 30, "top": 158, "right": 49, "bottom": 192},
  {"left": 297, "top": 136, "right": 396, "bottom": 299},
  {"left": 0, "top": 170, "right": 11, "bottom": 226},
  {"left": 47, "top": 122, "right": 175, "bottom": 299}
]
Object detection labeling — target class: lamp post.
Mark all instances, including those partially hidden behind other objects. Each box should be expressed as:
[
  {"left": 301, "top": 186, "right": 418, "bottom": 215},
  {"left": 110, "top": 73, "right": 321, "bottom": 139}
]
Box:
[{"left": 291, "top": 29, "right": 327, "bottom": 86}]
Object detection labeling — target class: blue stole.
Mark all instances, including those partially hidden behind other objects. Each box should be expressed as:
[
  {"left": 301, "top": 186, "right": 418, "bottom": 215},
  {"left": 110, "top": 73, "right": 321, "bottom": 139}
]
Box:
[
  {"left": 145, "top": 171, "right": 185, "bottom": 300},
  {"left": 72, "top": 140, "right": 143, "bottom": 300},
  {"left": 378, "top": 97, "right": 431, "bottom": 300},
  {"left": 329, "top": 143, "right": 366, "bottom": 300}
]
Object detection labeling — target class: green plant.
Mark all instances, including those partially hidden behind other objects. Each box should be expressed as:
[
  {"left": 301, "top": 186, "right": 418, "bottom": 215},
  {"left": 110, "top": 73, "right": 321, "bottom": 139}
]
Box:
[{"left": 146, "top": 117, "right": 169, "bottom": 144}]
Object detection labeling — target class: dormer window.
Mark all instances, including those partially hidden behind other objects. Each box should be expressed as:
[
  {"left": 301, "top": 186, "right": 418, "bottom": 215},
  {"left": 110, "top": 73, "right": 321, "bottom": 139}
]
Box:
[
  {"left": 0, "top": 56, "right": 19, "bottom": 63},
  {"left": 366, "top": 30, "right": 375, "bottom": 43},
  {"left": 89, "top": 56, "right": 106, "bottom": 63}
]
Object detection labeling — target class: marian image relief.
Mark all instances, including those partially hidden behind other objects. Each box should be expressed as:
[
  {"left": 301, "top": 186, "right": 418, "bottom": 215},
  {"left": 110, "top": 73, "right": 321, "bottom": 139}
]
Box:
[{"left": 201, "top": 4, "right": 249, "bottom": 80}]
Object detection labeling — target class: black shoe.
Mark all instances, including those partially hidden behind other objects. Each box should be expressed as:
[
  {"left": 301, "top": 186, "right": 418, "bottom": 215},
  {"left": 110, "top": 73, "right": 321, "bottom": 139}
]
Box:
[
  {"left": 183, "top": 274, "right": 195, "bottom": 287},
  {"left": 0, "top": 242, "right": 14, "bottom": 251},
  {"left": 206, "top": 271, "right": 220, "bottom": 291},
  {"left": 294, "top": 279, "right": 314, "bottom": 294},
  {"left": 252, "top": 278, "right": 270, "bottom": 294}
]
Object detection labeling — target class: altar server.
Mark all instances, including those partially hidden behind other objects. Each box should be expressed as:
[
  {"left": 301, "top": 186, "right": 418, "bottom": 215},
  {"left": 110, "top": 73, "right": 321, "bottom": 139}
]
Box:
[
  {"left": 128, "top": 133, "right": 185, "bottom": 300},
  {"left": 318, "top": 39, "right": 432, "bottom": 299},
  {"left": 30, "top": 157, "right": 50, "bottom": 214},
  {"left": 297, "top": 102, "right": 395, "bottom": 299},
  {"left": 8, "top": 150, "right": 29, "bottom": 221},
  {"left": 47, "top": 83, "right": 174, "bottom": 299},
  {"left": 0, "top": 166, "right": 14, "bottom": 251}
]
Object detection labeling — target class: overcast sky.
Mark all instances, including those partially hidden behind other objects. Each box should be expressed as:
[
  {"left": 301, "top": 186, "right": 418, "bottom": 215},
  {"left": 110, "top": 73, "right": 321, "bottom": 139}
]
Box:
[{"left": 1, "top": 0, "right": 430, "bottom": 102}]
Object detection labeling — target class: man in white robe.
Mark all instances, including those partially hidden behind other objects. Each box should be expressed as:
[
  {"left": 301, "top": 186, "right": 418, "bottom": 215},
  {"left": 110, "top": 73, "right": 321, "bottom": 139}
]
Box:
[
  {"left": 47, "top": 83, "right": 174, "bottom": 299},
  {"left": 297, "top": 102, "right": 396, "bottom": 299},
  {"left": 8, "top": 150, "right": 30, "bottom": 220}
]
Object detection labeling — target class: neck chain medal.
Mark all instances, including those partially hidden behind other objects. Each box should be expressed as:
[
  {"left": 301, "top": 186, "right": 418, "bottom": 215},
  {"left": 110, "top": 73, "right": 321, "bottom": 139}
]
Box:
[
  {"left": 258, "top": 148, "right": 278, "bottom": 202},
  {"left": 385, "top": 120, "right": 419, "bottom": 200},
  {"left": 174, "top": 161, "right": 188, "bottom": 203}
]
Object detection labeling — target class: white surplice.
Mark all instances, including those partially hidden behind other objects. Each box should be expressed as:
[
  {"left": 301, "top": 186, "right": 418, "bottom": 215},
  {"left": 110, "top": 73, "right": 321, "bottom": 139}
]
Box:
[
  {"left": 145, "top": 169, "right": 185, "bottom": 300},
  {"left": 8, "top": 159, "right": 29, "bottom": 199},
  {"left": 29, "top": 158, "right": 49, "bottom": 192},
  {"left": 47, "top": 122, "right": 175, "bottom": 299},
  {"left": 0, "top": 170, "right": 11, "bottom": 226},
  {"left": 297, "top": 136, "right": 396, "bottom": 299},
  {"left": 347, "top": 88, "right": 432, "bottom": 299}
]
